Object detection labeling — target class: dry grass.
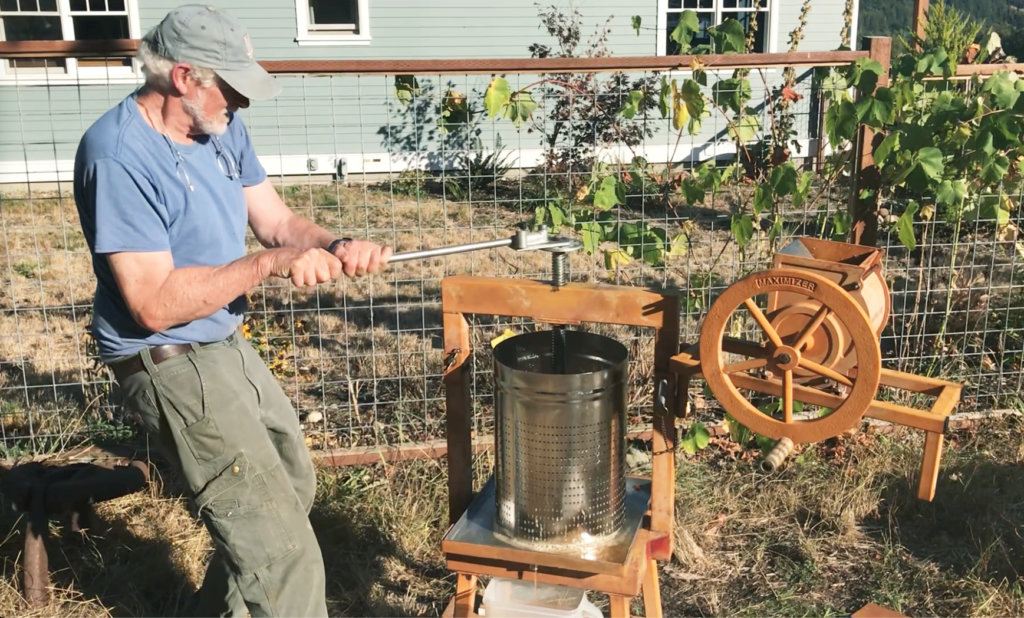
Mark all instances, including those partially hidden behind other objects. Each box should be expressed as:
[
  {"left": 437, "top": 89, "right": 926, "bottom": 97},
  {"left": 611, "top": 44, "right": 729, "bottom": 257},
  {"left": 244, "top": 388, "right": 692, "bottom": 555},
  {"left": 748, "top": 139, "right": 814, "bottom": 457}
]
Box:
[{"left": 0, "top": 416, "right": 1022, "bottom": 617}]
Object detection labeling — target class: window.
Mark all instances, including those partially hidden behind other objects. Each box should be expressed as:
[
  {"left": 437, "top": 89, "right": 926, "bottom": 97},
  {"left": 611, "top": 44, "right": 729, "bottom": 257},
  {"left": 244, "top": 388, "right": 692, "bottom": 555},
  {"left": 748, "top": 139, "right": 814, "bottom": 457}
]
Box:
[
  {"left": 660, "top": 0, "right": 772, "bottom": 56},
  {"left": 295, "top": 0, "right": 370, "bottom": 45},
  {"left": 0, "top": 0, "right": 139, "bottom": 81}
]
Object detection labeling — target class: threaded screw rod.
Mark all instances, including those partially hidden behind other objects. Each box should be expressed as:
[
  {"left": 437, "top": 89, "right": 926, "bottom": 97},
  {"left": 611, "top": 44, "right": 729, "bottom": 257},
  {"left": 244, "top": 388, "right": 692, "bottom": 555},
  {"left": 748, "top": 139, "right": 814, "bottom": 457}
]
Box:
[
  {"left": 551, "top": 251, "right": 568, "bottom": 287},
  {"left": 551, "top": 251, "right": 569, "bottom": 374}
]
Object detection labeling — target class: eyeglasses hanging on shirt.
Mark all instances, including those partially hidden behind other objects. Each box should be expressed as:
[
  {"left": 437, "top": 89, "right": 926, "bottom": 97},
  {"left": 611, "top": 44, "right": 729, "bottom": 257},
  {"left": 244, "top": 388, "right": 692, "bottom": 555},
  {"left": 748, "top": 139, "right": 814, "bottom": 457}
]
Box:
[
  {"left": 162, "top": 132, "right": 194, "bottom": 192},
  {"left": 162, "top": 132, "right": 239, "bottom": 192},
  {"left": 211, "top": 135, "right": 240, "bottom": 181}
]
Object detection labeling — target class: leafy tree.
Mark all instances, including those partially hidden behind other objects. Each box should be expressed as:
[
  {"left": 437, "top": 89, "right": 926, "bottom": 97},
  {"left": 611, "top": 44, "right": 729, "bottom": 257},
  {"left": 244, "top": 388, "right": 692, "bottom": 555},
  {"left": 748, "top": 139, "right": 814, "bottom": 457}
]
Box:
[{"left": 526, "top": 4, "right": 660, "bottom": 189}]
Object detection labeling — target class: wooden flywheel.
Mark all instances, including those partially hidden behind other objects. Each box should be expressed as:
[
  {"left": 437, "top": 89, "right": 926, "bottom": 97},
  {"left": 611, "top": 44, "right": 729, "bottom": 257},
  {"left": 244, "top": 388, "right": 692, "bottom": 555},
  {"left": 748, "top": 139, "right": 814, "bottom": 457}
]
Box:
[{"left": 698, "top": 267, "right": 882, "bottom": 444}]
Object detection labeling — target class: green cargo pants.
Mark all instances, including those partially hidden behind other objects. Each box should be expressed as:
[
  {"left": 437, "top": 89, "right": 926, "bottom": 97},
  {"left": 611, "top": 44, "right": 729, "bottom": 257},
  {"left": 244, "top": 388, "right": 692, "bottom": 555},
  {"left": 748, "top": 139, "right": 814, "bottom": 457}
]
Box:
[{"left": 116, "top": 331, "right": 327, "bottom": 618}]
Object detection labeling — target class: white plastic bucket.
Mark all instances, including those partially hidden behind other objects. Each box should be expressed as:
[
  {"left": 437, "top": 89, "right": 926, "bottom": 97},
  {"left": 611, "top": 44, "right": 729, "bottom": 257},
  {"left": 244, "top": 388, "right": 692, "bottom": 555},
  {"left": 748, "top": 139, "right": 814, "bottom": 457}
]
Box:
[{"left": 482, "top": 578, "right": 603, "bottom": 618}]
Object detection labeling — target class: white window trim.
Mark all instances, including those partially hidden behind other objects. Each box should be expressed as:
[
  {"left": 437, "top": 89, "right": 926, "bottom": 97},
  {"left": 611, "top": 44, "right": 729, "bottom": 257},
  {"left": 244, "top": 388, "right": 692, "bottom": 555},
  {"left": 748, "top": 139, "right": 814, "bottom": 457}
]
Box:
[
  {"left": 0, "top": 0, "right": 142, "bottom": 85},
  {"left": 294, "top": 0, "right": 371, "bottom": 46},
  {"left": 655, "top": 0, "right": 780, "bottom": 75}
]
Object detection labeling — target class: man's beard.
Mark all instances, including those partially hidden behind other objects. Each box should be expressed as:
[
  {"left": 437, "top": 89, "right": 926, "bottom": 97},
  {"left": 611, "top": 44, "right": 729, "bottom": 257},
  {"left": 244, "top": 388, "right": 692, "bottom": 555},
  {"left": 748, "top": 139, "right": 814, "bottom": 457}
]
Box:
[{"left": 182, "top": 88, "right": 228, "bottom": 136}]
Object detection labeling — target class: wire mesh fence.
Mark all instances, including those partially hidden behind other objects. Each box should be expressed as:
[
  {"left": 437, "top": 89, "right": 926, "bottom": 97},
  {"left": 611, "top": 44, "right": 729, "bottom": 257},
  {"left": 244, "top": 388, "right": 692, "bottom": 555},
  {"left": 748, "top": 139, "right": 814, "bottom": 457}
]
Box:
[{"left": 0, "top": 51, "right": 1020, "bottom": 460}]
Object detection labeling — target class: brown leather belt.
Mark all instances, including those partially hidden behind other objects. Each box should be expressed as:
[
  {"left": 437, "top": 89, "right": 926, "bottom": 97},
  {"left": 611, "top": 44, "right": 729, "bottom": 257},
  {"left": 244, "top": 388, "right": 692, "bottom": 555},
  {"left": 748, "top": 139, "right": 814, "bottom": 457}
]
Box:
[{"left": 110, "top": 341, "right": 217, "bottom": 384}]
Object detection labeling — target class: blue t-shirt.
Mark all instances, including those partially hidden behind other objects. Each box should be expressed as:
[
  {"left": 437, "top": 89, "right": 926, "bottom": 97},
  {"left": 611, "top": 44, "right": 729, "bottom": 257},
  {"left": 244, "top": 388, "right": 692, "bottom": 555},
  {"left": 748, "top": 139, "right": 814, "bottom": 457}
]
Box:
[{"left": 73, "top": 92, "right": 267, "bottom": 361}]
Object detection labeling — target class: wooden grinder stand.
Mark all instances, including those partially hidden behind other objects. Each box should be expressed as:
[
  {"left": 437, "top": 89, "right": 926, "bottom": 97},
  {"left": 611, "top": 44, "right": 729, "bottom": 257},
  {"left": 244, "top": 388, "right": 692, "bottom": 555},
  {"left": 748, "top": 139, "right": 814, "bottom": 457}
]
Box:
[
  {"left": 439, "top": 275, "right": 681, "bottom": 617},
  {"left": 670, "top": 238, "right": 962, "bottom": 501}
]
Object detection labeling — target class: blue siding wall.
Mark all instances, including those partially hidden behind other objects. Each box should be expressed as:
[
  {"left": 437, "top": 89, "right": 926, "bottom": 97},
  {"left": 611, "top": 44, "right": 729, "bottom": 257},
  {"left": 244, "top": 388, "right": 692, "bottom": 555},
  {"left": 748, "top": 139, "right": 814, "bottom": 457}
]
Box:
[
  {"left": 1, "top": 0, "right": 854, "bottom": 181},
  {"left": 162, "top": 1, "right": 661, "bottom": 59}
]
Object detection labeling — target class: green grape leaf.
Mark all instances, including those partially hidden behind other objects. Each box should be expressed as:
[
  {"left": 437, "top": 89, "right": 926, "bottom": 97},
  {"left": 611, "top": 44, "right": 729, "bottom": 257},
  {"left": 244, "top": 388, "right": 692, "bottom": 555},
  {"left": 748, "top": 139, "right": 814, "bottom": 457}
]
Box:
[
  {"left": 856, "top": 87, "right": 895, "bottom": 129},
  {"left": 692, "top": 422, "right": 710, "bottom": 449},
  {"left": 820, "top": 69, "right": 848, "bottom": 101},
  {"left": 826, "top": 99, "right": 859, "bottom": 145},
  {"left": 731, "top": 213, "right": 755, "bottom": 247},
  {"left": 753, "top": 183, "right": 773, "bottom": 216},
  {"left": 670, "top": 10, "right": 701, "bottom": 51},
  {"left": 594, "top": 176, "right": 626, "bottom": 210},
  {"left": 579, "top": 221, "right": 602, "bottom": 254},
  {"left": 713, "top": 78, "right": 751, "bottom": 114},
  {"left": 769, "top": 163, "right": 798, "bottom": 197},
  {"left": 793, "top": 171, "right": 815, "bottom": 208},
  {"left": 484, "top": 77, "right": 511, "bottom": 118},
  {"left": 769, "top": 217, "right": 784, "bottom": 243},
  {"left": 658, "top": 76, "right": 671, "bottom": 118},
  {"left": 682, "top": 177, "right": 705, "bottom": 205},
  {"left": 669, "top": 232, "right": 689, "bottom": 257},
  {"left": 547, "top": 202, "right": 567, "bottom": 229},
  {"left": 981, "top": 154, "right": 1010, "bottom": 185},
  {"left": 898, "top": 201, "right": 919, "bottom": 251},
  {"left": 503, "top": 91, "right": 538, "bottom": 129},
  {"left": 847, "top": 57, "right": 885, "bottom": 94},
  {"left": 620, "top": 90, "right": 644, "bottom": 119},
  {"left": 983, "top": 71, "right": 1020, "bottom": 109},
  {"left": 709, "top": 17, "right": 746, "bottom": 53},
  {"left": 874, "top": 132, "right": 900, "bottom": 167},
  {"left": 728, "top": 115, "right": 761, "bottom": 144},
  {"left": 917, "top": 147, "right": 944, "bottom": 182},
  {"left": 936, "top": 179, "right": 967, "bottom": 209}
]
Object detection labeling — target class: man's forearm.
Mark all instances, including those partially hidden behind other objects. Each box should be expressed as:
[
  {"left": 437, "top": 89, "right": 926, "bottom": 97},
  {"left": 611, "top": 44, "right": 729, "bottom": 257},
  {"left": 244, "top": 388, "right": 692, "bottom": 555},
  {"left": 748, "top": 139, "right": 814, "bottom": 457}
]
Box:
[
  {"left": 136, "top": 252, "right": 268, "bottom": 332},
  {"left": 270, "top": 211, "right": 338, "bottom": 251}
]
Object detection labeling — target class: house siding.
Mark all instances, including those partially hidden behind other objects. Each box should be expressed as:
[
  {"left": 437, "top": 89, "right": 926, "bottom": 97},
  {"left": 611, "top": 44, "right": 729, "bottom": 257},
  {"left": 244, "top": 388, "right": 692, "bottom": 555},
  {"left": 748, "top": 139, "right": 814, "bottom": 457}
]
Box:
[
  {"left": 1, "top": 0, "right": 856, "bottom": 183},
  {"left": 189, "top": 0, "right": 660, "bottom": 59}
]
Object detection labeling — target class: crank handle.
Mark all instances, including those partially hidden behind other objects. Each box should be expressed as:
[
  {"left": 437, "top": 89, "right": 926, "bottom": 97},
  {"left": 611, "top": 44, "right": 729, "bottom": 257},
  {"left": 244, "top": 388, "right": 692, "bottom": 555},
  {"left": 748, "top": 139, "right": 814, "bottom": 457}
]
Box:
[{"left": 386, "top": 225, "right": 577, "bottom": 263}]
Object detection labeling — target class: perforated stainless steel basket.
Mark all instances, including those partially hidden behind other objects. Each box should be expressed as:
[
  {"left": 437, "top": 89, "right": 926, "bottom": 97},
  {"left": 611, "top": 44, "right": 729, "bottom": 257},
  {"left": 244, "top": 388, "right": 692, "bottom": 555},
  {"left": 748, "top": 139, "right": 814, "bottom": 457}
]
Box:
[{"left": 492, "top": 330, "right": 628, "bottom": 546}]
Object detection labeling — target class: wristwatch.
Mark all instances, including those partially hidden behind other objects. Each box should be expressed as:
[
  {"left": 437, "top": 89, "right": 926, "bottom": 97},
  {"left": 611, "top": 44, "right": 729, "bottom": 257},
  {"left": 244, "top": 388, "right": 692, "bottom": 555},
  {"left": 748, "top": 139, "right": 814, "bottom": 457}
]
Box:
[{"left": 327, "top": 238, "right": 352, "bottom": 253}]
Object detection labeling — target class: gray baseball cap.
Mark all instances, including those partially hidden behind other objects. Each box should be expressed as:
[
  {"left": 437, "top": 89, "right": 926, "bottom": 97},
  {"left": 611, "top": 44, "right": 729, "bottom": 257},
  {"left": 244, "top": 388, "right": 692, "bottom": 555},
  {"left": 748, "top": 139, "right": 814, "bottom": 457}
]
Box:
[{"left": 146, "top": 4, "right": 281, "bottom": 100}]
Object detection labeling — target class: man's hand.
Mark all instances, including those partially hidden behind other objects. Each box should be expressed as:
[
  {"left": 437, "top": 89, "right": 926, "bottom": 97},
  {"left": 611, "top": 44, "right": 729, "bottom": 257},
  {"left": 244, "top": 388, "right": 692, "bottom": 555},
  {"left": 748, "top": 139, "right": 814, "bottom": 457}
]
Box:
[
  {"left": 330, "top": 240, "right": 393, "bottom": 278},
  {"left": 262, "top": 247, "right": 343, "bottom": 287}
]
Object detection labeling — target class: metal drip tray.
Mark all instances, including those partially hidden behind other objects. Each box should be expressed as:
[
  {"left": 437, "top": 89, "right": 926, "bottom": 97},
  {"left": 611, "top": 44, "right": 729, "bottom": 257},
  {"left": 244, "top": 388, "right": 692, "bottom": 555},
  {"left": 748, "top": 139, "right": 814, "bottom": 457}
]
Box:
[{"left": 442, "top": 476, "right": 651, "bottom": 576}]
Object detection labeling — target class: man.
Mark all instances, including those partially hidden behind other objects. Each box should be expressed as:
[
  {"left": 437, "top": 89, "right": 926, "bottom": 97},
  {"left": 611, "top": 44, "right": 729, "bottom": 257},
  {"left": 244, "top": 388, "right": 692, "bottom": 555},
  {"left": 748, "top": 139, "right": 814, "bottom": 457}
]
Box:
[{"left": 73, "top": 5, "right": 390, "bottom": 617}]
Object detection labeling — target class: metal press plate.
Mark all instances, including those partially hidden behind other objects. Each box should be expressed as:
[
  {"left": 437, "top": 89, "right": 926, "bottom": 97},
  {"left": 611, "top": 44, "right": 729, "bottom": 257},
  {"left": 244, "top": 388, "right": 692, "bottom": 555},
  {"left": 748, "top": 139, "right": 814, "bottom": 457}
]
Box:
[{"left": 441, "top": 475, "right": 651, "bottom": 576}]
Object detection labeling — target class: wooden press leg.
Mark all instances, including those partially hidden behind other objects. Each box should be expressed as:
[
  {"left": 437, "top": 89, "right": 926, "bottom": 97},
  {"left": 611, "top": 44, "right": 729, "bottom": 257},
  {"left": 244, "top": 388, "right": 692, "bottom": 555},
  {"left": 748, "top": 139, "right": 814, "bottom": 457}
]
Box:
[
  {"left": 23, "top": 513, "right": 49, "bottom": 605},
  {"left": 641, "top": 558, "right": 662, "bottom": 618},
  {"left": 650, "top": 307, "right": 680, "bottom": 561},
  {"left": 917, "top": 431, "right": 945, "bottom": 501},
  {"left": 608, "top": 594, "right": 632, "bottom": 618},
  {"left": 443, "top": 312, "right": 473, "bottom": 525},
  {"left": 452, "top": 573, "right": 477, "bottom": 617}
]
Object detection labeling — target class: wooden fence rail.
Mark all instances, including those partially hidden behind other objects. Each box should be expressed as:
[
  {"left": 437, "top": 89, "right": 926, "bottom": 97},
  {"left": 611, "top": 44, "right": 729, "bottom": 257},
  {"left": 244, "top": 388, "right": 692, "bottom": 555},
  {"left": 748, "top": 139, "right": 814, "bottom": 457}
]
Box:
[{"left": 0, "top": 39, "right": 871, "bottom": 75}]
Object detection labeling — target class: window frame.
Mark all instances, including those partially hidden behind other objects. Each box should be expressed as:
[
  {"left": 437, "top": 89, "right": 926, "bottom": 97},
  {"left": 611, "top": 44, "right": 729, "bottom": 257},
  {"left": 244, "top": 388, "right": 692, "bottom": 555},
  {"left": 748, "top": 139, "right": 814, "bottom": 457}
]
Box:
[
  {"left": 0, "top": 0, "right": 142, "bottom": 84},
  {"left": 294, "top": 0, "right": 370, "bottom": 46},
  {"left": 655, "top": 0, "right": 779, "bottom": 57}
]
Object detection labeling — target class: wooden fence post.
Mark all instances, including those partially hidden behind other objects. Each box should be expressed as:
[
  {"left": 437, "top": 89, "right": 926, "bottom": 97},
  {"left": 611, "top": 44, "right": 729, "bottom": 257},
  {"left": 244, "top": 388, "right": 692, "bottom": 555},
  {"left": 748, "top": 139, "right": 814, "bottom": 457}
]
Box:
[
  {"left": 848, "top": 36, "right": 892, "bottom": 247},
  {"left": 914, "top": 0, "right": 929, "bottom": 43}
]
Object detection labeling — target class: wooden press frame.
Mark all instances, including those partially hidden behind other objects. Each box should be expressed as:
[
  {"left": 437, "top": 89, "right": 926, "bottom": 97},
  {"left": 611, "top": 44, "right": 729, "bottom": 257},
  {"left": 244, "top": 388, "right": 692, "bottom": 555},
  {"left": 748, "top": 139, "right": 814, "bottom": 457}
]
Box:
[{"left": 439, "top": 275, "right": 681, "bottom": 617}]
